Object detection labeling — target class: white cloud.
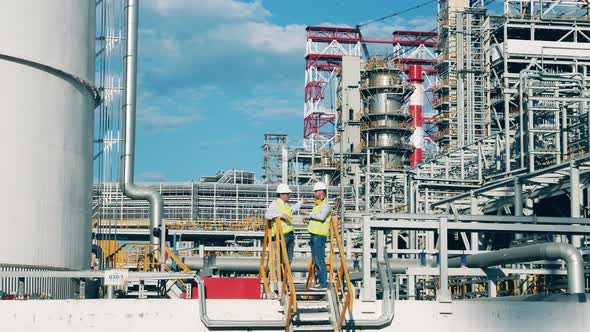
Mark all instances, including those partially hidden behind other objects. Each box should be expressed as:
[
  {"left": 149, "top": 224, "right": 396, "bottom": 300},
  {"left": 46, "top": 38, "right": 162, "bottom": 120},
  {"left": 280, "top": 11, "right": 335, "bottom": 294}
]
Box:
[
  {"left": 136, "top": 87, "right": 214, "bottom": 132},
  {"left": 137, "top": 171, "right": 168, "bottom": 182},
  {"left": 137, "top": 105, "right": 202, "bottom": 132},
  {"left": 236, "top": 97, "right": 301, "bottom": 119},
  {"left": 144, "top": 0, "right": 270, "bottom": 20},
  {"left": 140, "top": 29, "right": 182, "bottom": 60},
  {"left": 407, "top": 17, "right": 437, "bottom": 31},
  {"left": 208, "top": 22, "right": 306, "bottom": 54}
]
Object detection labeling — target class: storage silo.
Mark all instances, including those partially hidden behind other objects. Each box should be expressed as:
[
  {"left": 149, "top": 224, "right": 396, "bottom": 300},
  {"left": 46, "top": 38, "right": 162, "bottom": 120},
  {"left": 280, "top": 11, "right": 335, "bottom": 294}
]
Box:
[{"left": 0, "top": 0, "right": 96, "bottom": 295}]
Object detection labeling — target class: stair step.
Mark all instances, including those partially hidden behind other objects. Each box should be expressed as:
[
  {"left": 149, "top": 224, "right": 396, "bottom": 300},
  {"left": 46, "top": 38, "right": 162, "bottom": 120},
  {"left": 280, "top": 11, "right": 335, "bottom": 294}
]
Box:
[
  {"left": 296, "top": 290, "right": 328, "bottom": 297},
  {"left": 280, "top": 306, "right": 328, "bottom": 315},
  {"left": 297, "top": 300, "right": 328, "bottom": 309},
  {"left": 126, "top": 291, "right": 159, "bottom": 297},
  {"left": 293, "top": 324, "right": 335, "bottom": 331},
  {"left": 296, "top": 312, "right": 331, "bottom": 323},
  {"left": 297, "top": 307, "right": 328, "bottom": 313}
]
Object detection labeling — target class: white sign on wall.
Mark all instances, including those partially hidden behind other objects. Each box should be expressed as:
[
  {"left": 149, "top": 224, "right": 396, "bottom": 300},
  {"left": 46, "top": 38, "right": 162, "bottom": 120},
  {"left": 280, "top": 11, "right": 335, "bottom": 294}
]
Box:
[{"left": 104, "top": 269, "right": 129, "bottom": 286}]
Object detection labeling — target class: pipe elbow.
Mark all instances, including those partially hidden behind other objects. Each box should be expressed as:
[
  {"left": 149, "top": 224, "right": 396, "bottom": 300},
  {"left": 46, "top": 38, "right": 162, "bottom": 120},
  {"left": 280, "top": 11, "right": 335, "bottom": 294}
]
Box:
[
  {"left": 541, "top": 243, "right": 585, "bottom": 294},
  {"left": 541, "top": 243, "right": 582, "bottom": 264}
]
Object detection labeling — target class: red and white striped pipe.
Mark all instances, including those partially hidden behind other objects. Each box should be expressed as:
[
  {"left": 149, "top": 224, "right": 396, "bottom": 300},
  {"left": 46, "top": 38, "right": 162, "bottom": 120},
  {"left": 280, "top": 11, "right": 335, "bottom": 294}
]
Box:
[{"left": 408, "top": 64, "right": 424, "bottom": 168}]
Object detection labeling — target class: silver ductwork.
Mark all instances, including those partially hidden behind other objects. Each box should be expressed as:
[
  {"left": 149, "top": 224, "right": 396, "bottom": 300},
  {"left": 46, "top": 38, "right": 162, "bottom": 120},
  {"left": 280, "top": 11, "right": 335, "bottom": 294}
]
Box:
[
  {"left": 121, "top": 0, "right": 165, "bottom": 264},
  {"left": 448, "top": 243, "right": 585, "bottom": 294}
]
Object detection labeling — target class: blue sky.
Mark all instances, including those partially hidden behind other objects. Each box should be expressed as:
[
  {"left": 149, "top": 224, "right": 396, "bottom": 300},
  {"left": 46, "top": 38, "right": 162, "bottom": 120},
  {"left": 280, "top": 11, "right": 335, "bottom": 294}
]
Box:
[{"left": 134, "top": 0, "right": 442, "bottom": 182}]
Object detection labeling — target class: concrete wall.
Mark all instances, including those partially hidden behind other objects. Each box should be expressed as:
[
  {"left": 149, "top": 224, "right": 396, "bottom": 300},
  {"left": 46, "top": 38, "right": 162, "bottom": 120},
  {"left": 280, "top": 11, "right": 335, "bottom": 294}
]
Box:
[{"left": 1, "top": 298, "right": 588, "bottom": 332}]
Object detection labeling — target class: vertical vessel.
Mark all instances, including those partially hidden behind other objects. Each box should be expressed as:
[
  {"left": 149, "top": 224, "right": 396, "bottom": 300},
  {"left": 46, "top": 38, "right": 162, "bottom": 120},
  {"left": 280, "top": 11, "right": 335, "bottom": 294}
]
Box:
[{"left": 0, "top": 0, "right": 96, "bottom": 297}]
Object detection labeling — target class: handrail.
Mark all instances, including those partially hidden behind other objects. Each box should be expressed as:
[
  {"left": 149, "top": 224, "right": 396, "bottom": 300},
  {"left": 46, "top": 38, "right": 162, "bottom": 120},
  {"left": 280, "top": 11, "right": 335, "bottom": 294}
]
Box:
[
  {"left": 104, "top": 242, "right": 193, "bottom": 294},
  {"left": 328, "top": 217, "right": 354, "bottom": 329},
  {"left": 195, "top": 275, "right": 285, "bottom": 329},
  {"left": 258, "top": 217, "right": 297, "bottom": 329},
  {"left": 349, "top": 231, "right": 395, "bottom": 329},
  {"left": 259, "top": 220, "right": 275, "bottom": 296}
]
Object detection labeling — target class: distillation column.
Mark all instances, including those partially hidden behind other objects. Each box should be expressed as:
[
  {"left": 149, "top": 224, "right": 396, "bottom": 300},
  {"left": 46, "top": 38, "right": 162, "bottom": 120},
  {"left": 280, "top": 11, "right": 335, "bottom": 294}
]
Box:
[{"left": 361, "top": 66, "right": 412, "bottom": 169}]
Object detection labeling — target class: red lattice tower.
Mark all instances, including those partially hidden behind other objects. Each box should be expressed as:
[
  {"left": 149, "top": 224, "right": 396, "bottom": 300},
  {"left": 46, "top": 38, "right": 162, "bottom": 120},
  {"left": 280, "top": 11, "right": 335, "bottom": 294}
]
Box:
[{"left": 304, "top": 26, "right": 361, "bottom": 152}]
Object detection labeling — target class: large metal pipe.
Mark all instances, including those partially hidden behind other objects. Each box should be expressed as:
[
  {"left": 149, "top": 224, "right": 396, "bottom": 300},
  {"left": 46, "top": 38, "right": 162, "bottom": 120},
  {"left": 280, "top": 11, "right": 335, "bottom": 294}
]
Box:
[
  {"left": 182, "top": 256, "right": 429, "bottom": 274},
  {"left": 513, "top": 176, "right": 523, "bottom": 240},
  {"left": 121, "top": 0, "right": 164, "bottom": 265},
  {"left": 448, "top": 243, "right": 585, "bottom": 294},
  {"left": 351, "top": 263, "right": 394, "bottom": 329}
]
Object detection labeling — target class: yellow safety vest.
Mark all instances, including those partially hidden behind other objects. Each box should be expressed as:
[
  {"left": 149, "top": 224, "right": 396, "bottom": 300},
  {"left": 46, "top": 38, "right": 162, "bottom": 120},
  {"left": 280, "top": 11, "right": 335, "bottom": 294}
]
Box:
[
  {"left": 272, "top": 198, "right": 294, "bottom": 235},
  {"left": 307, "top": 199, "right": 332, "bottom": 237}
]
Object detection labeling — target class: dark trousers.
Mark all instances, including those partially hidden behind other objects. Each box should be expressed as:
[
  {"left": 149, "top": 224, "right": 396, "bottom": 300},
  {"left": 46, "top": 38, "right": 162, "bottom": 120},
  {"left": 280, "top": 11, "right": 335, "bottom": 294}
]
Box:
[
  {"left": 283, "top": 231, "right": 295, "bottom": 264},
  {"left": 310, "top": 234, "right": 327, "bottom": 287}
]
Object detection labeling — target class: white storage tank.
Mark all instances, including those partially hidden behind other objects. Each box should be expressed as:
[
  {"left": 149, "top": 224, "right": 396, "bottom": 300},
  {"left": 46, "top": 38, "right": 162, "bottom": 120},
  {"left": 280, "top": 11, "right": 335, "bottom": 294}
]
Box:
[{"left": 0, "top": 0, "right": 95, "bottom": 276}]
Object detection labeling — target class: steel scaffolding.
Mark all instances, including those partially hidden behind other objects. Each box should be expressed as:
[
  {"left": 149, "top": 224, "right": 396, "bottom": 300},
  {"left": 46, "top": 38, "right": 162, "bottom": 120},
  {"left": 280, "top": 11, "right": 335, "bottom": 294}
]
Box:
[
  {"left": 94, "top": 0, "right": 126, "bottom": 243},
  {"left": 261, "top": 133, "right": 288, "bottom": 184},
  {"left": 434, "top": 0, "right": 490, "bottom": 151},
  {"left": 489, "top": 0, "right": 590, "bottom": 173},
  {"left": 93, "top": 179, "right": 356, "bottom": 224}
]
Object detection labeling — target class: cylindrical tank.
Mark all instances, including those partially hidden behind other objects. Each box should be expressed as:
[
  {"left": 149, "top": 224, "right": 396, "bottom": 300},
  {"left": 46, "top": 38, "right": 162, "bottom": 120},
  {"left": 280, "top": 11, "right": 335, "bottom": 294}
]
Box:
[
  {"left": 367, "top": 93, "right": 404, "bottom": 115},
  {"left": 368, "top": 132, "right": 405, "bottom": 147},
  {"left": 361, "top": 67, "right": 411, "bottom": 170},
  {"left": 368, "top": 70, "right": 402, "bottom": 87},
  {"left": 0, "top": 1, "right": 95, "bottom": 270}
]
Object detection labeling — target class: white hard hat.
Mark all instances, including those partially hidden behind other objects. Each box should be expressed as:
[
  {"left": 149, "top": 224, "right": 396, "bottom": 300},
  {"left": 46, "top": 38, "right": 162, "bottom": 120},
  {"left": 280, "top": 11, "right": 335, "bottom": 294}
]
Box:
[
  {"left": 313, "top": 182, "right": 327, "bottom": 192},
  {"left": 276, "top": 183, "right": 292, "bottom": 194}
]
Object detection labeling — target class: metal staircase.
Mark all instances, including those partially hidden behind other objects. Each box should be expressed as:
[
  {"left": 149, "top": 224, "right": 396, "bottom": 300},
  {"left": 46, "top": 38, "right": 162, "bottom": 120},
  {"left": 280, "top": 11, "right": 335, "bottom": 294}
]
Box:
[
  {"left": 290, "top": 289, "right": 334, "bottom": 331},
  {"left": 260, "top": 216, "right": 353, "bottom": 331}
]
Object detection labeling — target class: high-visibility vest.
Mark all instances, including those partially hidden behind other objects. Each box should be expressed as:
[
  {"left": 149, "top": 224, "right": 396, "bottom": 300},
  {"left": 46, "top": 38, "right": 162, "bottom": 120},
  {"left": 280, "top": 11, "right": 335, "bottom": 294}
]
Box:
[
  {"left": 272, "top": 198, "right": 294, "bottom": 235},
  {"left": 307, "top": 199, "right": 332, "bottom": 237}
]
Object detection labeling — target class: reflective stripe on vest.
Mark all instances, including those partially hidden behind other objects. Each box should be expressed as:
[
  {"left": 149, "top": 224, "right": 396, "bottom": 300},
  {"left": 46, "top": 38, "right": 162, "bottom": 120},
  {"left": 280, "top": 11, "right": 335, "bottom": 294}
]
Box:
[
  {"left": 272, "top": 198, "right": 294, "bottom": 235},
  {"left": 307, "top": 200, "right": 332, "bottom": 237}
]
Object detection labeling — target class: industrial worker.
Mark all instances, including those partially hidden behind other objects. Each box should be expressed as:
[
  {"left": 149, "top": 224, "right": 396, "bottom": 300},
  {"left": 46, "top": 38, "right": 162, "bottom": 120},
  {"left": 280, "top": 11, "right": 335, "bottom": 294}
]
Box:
[
  {"left": 264, "top": 183, "right": 304, "bottom": 264},
  {"left": 302, "top": 182, "right": 332, "bottom": 290}
]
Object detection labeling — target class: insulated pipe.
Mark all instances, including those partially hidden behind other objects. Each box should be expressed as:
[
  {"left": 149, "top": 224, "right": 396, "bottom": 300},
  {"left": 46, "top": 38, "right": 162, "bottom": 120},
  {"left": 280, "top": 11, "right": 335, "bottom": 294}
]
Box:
[
  {"left": 350, "top": 263, "right": 394, "bottom": 329},
  {"left": 513, "top": 176, "right": 523, "bottom": 240},
  {"left": 121, "top": 0, "right": 165, "bottom": 265},
  {"left": 448, "top": 243, "right": 585, "bottom": 294},
  {"left": 182, "top": 256, "right": 430, "bottom": 274}
]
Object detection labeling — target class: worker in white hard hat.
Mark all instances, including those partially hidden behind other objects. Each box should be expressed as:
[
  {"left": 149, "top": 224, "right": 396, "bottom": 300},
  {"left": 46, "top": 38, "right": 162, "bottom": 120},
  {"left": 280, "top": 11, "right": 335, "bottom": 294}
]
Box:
[
  {"left": 302, "top": 181, "right": 332, "bottom": 290},
  {"left": 264, "top": 183, "right": 306, "bottom": 263}
]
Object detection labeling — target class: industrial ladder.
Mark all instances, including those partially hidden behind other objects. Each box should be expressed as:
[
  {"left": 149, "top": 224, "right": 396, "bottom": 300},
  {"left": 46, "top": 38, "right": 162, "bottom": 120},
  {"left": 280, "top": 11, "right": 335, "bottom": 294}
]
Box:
[{"left": 260, "top": 217, "right": 353, "bottom": 331}]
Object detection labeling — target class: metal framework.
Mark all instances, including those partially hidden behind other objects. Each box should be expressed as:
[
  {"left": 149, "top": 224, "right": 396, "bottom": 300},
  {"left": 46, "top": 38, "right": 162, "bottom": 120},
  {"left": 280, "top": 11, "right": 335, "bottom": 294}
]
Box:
[
  {"left": 94, "top": 0, "right": 126, "bottom": 243},
  {"left": 261, "top": 133, "right": 288, "bottom": 184},
  {"left": 358, "top": 213, "right": 590, "bottom": 301},
  {"left": 434, "top": 0, "right": 490, "bottom": 150},
  {"left": 304, "top": 27, "right": 361, "bottom": 153},
  {"left": 93, "top": 179, "right": 356, "bottom": 223}
]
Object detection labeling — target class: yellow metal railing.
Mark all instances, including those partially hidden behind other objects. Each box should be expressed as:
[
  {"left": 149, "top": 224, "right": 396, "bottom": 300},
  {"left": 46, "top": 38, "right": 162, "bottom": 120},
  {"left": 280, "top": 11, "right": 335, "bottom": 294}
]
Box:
[
  {"left": 259, "top": 217, "right": 297, "bottom": 330},
  {"left": 328, "top": 217, "right": 354, "bottom": 329},
  {"left": 105, "top": 242, "right": 194, "bottom": 292}
]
